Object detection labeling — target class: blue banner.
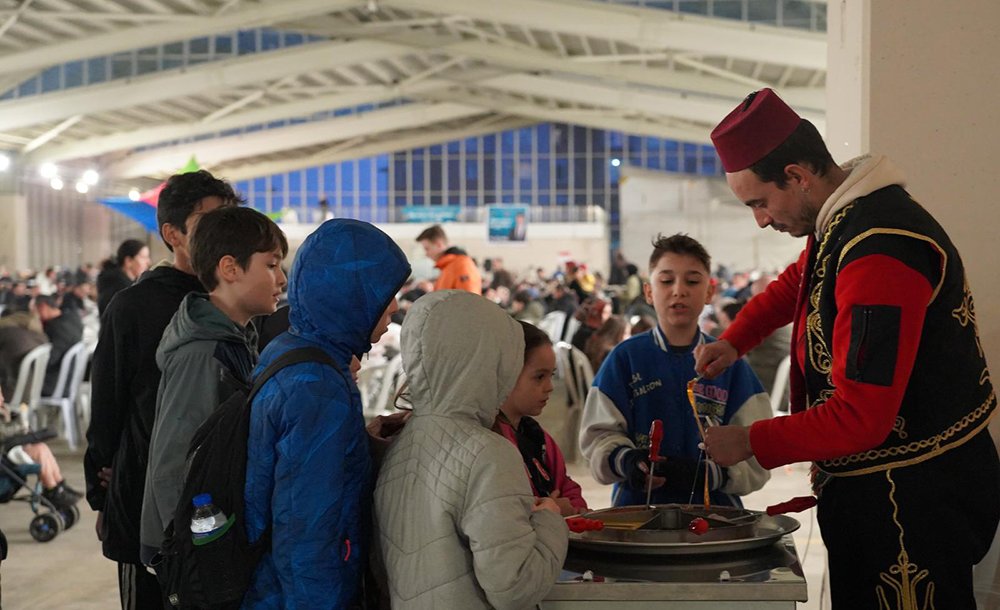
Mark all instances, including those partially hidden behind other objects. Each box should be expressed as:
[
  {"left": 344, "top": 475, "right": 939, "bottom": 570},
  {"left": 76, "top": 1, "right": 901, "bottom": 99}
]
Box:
[
  {"left": 487, "top": 205, "right": 529, "bottom": 243},
  {"left": 401, "top": 205, "right": 461, "bottom": 223}
]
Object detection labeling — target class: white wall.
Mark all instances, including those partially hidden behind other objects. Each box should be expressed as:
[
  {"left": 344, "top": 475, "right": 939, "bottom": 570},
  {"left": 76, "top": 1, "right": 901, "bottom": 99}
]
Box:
[{"left": 619, "top": 166, "right": 803, "bottom": 274}]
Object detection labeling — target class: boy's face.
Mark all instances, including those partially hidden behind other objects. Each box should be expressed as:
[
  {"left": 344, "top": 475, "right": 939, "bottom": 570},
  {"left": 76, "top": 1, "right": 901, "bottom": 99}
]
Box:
[
  {"left": 233, "top": 248, "right": 286, "bottom": 319},
  {"left": 644, "top": 252, "right": 714, "bottom": 336}
]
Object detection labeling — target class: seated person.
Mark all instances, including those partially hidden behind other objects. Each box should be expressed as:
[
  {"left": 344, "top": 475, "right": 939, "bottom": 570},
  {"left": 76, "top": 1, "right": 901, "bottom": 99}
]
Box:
[
  {"left": 34, "top": 294, "right": 83, "bottom": 396},
  {"left": 376, "top": 291, "right": 568, "bottom": 609},
  {"left": 494, "top": 321, "right": 588, "bottom": 517},
  {"left": 580, "top": 234, "right": 772, "bottom": 507},
  {"left": 0, "top": 324, "right": 47, "bottom": 401}
]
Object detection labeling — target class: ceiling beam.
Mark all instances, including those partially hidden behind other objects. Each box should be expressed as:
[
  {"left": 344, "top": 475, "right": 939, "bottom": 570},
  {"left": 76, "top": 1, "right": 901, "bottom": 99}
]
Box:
[
  {"left": 220, "top": 116, "right": 534, "bottom": 181},
  {"left": 109, "top": 102, "right": 487, "bottom": 179},
  {"left": 0, "top": 39, "right": 411, "bottom": 132},
  {"left": 382, "top": 0, "right": 826, "bottom": 70},
  {"left": 0, "top": 0, "right": 355, "bottom": 76}
]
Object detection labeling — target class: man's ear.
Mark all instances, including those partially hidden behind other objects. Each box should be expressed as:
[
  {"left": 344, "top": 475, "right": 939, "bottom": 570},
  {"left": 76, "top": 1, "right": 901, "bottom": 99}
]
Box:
[
  {"left": 784, "top": 163, "right": 811, "bottom": 189},
  {"left": 160, "top": 223, "right": 183, "bottom": 252}
]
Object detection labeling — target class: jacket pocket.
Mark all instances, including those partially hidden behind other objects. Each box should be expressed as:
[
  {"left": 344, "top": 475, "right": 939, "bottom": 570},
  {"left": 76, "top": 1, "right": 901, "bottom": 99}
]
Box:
[{"left": 845, "top": 304, "right": 900, "bottom": 386}]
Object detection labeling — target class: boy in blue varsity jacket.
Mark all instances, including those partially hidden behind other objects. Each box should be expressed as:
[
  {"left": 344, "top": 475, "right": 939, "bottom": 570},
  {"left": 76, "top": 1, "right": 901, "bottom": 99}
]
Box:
[{"left": 580, "top": 234, "right": 771, "bottom": 507}]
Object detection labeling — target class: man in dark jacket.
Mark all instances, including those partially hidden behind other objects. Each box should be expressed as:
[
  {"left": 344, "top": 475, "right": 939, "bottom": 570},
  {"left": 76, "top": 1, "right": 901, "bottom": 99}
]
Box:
[
  {"left": 84, "top": 170, "right": 240, "bottom": 610},
  {"left": 35, "top": 294, "right": 83, "bottom": 396}
]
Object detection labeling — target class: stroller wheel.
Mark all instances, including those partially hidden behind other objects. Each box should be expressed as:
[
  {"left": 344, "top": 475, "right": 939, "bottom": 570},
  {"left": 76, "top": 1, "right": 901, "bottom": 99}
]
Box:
[
  {"left": 30, "top": 513, "right": 62, "bottom": 542},
  {"left": 59, "top": 504, "right": 80, "bottom": 530}
]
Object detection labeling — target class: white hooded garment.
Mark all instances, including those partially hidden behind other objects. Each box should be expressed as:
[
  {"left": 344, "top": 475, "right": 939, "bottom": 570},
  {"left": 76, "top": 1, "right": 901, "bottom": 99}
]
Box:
[{"left": 375, "top": 290, "right": 569, "bottom": 610}]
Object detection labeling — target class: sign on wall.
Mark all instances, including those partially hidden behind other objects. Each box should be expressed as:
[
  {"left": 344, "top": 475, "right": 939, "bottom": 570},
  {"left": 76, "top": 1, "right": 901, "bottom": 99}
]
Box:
[{"left": 487, "top": 205, "right": 529, "bottom": 243}]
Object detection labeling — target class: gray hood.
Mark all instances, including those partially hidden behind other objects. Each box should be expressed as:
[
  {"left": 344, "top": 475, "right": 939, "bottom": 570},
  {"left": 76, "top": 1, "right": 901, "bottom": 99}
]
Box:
[
  {"left": 156, "top": 292, "right": 252, "bottom": 368},
  {"left": 401, "top": 290, "right": 524, "bottom": 428}
]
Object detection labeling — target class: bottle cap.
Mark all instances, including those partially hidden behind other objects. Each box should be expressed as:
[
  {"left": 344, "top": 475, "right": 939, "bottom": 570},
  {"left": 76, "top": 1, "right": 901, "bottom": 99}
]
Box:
[{"left": 192, "top": 493, "right": 212, "bottom": 508}]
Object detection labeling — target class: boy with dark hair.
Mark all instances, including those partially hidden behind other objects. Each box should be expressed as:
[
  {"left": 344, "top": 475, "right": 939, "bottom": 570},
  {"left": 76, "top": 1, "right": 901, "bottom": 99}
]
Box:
[
  {"left": 84, "top": 170, "right": 241, "bottom": 610},
  {"left": 580, "top": 233, "right": 771, "bottom": 507},
  {"left": 140, "top": 206, "right": 287, "bottom": 568},
  {"left": 416, "top": 223, "right": 481, "bottom": 294}
]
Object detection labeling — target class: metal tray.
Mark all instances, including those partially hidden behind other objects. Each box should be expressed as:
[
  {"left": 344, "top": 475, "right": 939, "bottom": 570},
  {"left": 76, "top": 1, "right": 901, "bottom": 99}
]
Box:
[{"left": 568, "top": 504, "right": 800, "bottom": 556}]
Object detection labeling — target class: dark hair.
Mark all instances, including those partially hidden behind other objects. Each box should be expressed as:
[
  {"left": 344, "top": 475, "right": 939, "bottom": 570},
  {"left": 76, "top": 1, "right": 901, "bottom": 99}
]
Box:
[
  {"left": 116, "top": 239, "right": 146, "bottom": 267},
  {"left": 156, "top": 170, "right": 243, "bottom": 250},
  {"left": 34, "top": 294, "right": 59, "bottom": 309},
  {"left": 721, "top": 300, "right": 745, "bottom": 322},
  {"left": 512, "top": 289, "right": 535, "bottom": 306},
  {"left": 748, "top": 119, "right": 836, "bottom": 188},
  {"left": 518, "top": 320, "right": 551, "bottom": 360},
  {"left": 648, "top": 233, "right": 711, "bottom": 273},
  {"left": 585, "top": 315, "right": 628, "bottom": 371},
  {"left": 190, "top": 206, "right": 288, "bottom": 291},
  {"left": 416, "top": 224, "right": 446, "bottom": 243}
]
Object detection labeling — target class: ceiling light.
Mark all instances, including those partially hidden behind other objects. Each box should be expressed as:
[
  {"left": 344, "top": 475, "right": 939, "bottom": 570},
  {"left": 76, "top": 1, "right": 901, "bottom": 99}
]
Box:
[
  {"left": 611, "top": 158, "right": 621, "bottom": 167},
  {"left": 75, "top": 181, "right": 89, "bottom": 194},
  {"left": 128, "top": 188, "right": 141, "bottom": 201},
  {"left": 83, "top": 169, "right": 99, "bottom": 185},
  {"left": 40, "top": 162, "right": 58, "bottom": 178},
  {"left": 50, "top": 177, "right": 64, "bottom": 190}
]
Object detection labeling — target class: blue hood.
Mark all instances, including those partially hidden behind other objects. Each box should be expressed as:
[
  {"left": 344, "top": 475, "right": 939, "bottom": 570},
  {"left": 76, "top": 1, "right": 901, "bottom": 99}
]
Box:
[{"left": 288, "top": 219, "right": 410, "bottom": 357}]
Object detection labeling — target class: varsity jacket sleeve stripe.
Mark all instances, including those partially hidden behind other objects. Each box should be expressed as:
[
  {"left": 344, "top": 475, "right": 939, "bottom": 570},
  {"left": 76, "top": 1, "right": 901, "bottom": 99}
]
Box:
[
  {"left": 579, "top": 386, "right": 633, "bottom": 485},
  {"left": 719, "top": 390, "right": 772, "bottom": 496},
  {"left": 749, "top": 254, "right": 932, "bottom": 469},
  {"left": 723, "top": 248, "right": 806, "bottom": 355}
]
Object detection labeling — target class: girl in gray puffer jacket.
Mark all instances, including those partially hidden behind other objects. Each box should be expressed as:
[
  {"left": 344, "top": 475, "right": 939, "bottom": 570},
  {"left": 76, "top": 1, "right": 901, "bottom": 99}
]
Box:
[{"left": 375, "top": 290, "right": 568, "bottom": 610}]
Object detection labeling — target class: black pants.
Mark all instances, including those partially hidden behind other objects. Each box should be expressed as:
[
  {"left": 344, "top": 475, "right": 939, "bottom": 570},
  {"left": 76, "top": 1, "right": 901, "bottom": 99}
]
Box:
[
  {"left": 118, "top": 562, "right": 167, "bottom": 610},
  {"left": 817, "top": 431, "right": 1000, "bottom": 609}
]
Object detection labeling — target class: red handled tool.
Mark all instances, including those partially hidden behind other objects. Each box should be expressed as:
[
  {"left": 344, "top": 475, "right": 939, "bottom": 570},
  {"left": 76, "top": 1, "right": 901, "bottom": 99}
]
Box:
[
  {"left": 766, "top": 496, "right": 817, "bottom": 516},
  {"left": 645, "top": 419, "right": 663, "bottom": 507}
]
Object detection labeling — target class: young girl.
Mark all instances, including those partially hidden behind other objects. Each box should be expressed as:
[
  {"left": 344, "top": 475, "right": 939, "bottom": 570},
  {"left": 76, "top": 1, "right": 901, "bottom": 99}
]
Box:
[{"left": 495, "top": 321, "right": 589, "bottom": 517}]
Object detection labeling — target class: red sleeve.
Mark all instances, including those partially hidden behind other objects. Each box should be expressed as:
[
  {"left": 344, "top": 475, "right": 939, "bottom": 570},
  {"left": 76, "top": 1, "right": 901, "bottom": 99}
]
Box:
[
  {"left": 721, "top": 248, "right": 805, "bottom": 355},
  {"left": 749, "top": 254, "right": 933, "bottom": 469},
  {"left": 545, "top": 432, "right": 588, "bottom": 510}
]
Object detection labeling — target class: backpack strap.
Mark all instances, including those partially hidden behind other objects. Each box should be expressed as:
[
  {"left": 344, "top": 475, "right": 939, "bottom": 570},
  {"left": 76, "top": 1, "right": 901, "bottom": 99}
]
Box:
[{"left": 248, "top": 346, "right": 337, "bottom": 403}]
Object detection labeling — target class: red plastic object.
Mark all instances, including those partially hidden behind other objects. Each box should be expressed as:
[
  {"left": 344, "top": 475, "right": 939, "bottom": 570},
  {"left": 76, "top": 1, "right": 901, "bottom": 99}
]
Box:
[
  {"left": 766, "top": 496, "right": 818, "bottom": 516},
  {"left": 688, "top": 517, "right": 710, "bottom": 535},
  {"left": 566, "top": 517, "right": 605, "bottom": 533},
  {"left": 648, "top": 419, "right": 663, "bottom": 463}
]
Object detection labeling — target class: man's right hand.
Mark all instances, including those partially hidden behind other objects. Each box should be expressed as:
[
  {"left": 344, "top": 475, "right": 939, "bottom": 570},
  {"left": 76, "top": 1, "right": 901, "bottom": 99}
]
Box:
[
  {"left": 532, "top": 497, "right": 561, "bottom": 516},
  {"left": 693, "top": 339, "right": 739, "bottom": 379}
]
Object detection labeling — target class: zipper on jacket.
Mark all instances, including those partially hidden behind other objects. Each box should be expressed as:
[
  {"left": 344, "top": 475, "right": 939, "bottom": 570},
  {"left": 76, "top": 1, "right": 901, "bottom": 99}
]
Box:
[{"left": 855, "top": 307, "right": 871, "bottom": 377}]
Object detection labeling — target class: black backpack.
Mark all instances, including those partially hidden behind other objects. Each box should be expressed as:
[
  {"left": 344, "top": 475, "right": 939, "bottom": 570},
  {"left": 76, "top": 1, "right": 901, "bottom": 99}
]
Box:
[{"left": 157, "top": 346, "right": 336, "bottom": 609}]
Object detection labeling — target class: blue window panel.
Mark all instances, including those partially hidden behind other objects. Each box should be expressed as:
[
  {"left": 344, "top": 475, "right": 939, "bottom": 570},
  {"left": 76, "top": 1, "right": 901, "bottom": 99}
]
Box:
[
  {"left": 678, "top": 1, "right": 710, "bottom": 16},
  {"left": 376, "top": 156, "right": 390, "bottom": 193},
  {"left": 358, "top": 158, "right": 372, "bottom": 192},
  {"left": 646, "top": 153, "right": 662, "bottom": 170},
  {"left": 110, "top": 58, "right": 132, "bottom": 79},
  {"left": 537, "top": 124, "right": 551, "bottom": 151},
  {"left": 411, "top": 195, "right": 424, "bottom": 205},
  {"left": 253, "top": 177, "right": 267, "bottom": 193},
  {"left": 410, "top": 146, "right": 424, "bottom": 158},
  {"left": 664, "top": 142, "right": 680, "bottom": 172},
  {"left": 501, "top": 193, "right": 515, "bottom": 203},
  {"left": 394, "top": 158, "right": 407, "bottom": 186},
  {"left": 609, "top": 164, "right": 621, "bottom": 184},
  {"left": 429, "top": 159, "right": 442, "bottom": 191},
  {"left": 358, "top": 193, "right": 372, "bottom": 214},
  {"left": 482, "top": 159, "right": 495, "bottom": 192},
  {"left": 284, "top": 32, "right": 305, "bottom": 46},
  {"left": 682, "top": 143, "right": 699, "bottom": 173},
  {"left": 701, "top": 154, "right": 718, "bottom": 176},
  {"left": 538, "top": 193, "right": 551, "bottom": 205},
  {"left": 571, "top": 126, "right": 589, "bottom": 154},
  {"left": 609, "top": 131, "right": 623, "bottom": 150},
  {"left": 518, "top": 160, "right": 533, "bottom": 191},
  {"left": 573, "top": 158, "right": 588, "bottom": 189},
  {"left": 394, "top": 194, "right": 408, "bottom": 207},
  {"left": 464, "top": 137, "right": 478, "bottom": 153},
  {"left": 627, "top": 135, "right": 642, "bottom": 155},
  {"left": 85, "top": 57, "right": 107, "bottom": 83},
  {"left": 163, "top": 59, "right": 183, "bottom": 69},
  {"left": 41, "top": 67, "right": 61, "bottom": 92},
  {"left": 190, "top": 37, "right": 210, "bottom": 54},
  {"left": 554, "top": 159, "right": 569, "bottom": 189},
  {"left": 501, "top": 159, "right": 514, "bottom": 191},
  {"left": 518, "top": 127, "right": 533, "bottom": 154},
  {"left": 235, "top": 180, "right": 250, "bottom": 198},
  {"left": 482, "top": 134, "right": 496, "bottom": 154},
  {"left": 323, "top": 165, "right": 336, "bottom": 191},
  {"left": 341, "top": 161, "right": 355, "bottom": 191},
  {"left": 553, "top": 125, "right": 569, "bottom": 153},
  {"left": 288, "top": 171, "right": 302, "bottom": 192},
  {"left": 305, "top": 168, "right": 319, "bottom": 197},
  {"left": 466, "top": 195, "right": 478, "bottom": 206},
  {"left": 747, "top": 0, "right": 779, "bottom": 25},
  {"left": 164, "top": 41, "right": 183, "bottom": 56},
  {"left": 238, "top": 31, "right": 257, "bottom": 54},
  {"left": 215, "top": 35, "right": 233, "bottom": 54},
  {"left": 288, "top": 193, "right": 302, "bottom": 209},
  {"left": 628, "top": 155, "right": 642, "bottom": 167},
  {"left": 501, "top": 130, "right": 515, "bottom": 155},
  {"left": 591, "top": 159, "right": 606, "bottom": 188},
  {"left": 447, "top": 139, "right": 460, "bottom": 154},
  {"left": 270, "top": 174, "right": 284, "bottom": 192},
  {"left": 376, "top": 191, "right": 389, "bottom": 210},
  {"left": 447, "top": 160, "right": 461, "bottom": 191},
  {"left": 645, "top": 137, "right": 661, "bottom": 158},
  {"left": 574, "top": 193, "right": 589, "bottom": 205},
  {"left": 536, "top": 158, "right": 550, "bottom": 190},
  {"left": 341, "top": 195, "right": 354, "bottom": 211},
  {"left": 483, "top": 193, "right": 497, "bottom": 204},
  {"left": 261, "top": 30, "right": 281, "bottom": 50},
  {"left": 430, "top": 194, "right": 443, "bottom": 205},
  {"left": 271, "top": 194, "right": 285, "bottom": 210},
  {"left": 411, "top": 159, "right": 424, "bottom": 190},
  {"left": 429, "top": 144, "right": 442, "bottom": 156},
  {"left": 556, "top": 194, "right": 569, "bottom": 205}
]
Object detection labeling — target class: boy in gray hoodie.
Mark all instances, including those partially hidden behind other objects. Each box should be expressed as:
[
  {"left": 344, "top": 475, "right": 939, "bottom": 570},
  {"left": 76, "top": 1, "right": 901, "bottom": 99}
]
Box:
[{"left": 139, "top": 206, "right": 287, "bottom": 567}]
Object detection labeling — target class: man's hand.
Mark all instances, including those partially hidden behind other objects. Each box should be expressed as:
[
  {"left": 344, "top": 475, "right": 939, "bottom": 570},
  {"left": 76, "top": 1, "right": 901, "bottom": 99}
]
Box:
[
  {"left": 704, "top": 425, "right": 753, "bottom": 467},
  {"left": 97, "top": 467, "right": 112, "bottom": 489},
  {"left": 95, "top": 510, "right": 104, "bottom": 541},
  {"left": 532, "top": 497, "right": 561, "bottom": 516},
  {"left": 693, "top": 340, "right": 739, "bottom": 379},
  {"left": 366, "top": 411, "right": 411, "bottom": 440}
]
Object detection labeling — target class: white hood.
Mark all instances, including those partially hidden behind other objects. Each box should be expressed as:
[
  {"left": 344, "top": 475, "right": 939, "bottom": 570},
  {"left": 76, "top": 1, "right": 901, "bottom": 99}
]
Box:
[
  {"left": 815, "top": 154, "right": 907, "bottom": 237},
  {"left": 401, "top": 290, "right": 524, "bottom": 428}
]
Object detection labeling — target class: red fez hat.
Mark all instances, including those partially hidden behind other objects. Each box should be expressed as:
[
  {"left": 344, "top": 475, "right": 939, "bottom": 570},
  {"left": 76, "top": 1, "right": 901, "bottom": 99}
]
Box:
[{"left": 710, "top": 88, "right": 801, "bottom": 172}]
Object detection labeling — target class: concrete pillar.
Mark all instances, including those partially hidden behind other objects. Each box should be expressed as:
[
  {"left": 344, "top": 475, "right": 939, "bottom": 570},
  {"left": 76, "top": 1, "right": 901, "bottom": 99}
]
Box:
[
  {"left": 827, "top": 0, "right": 1000, "bottom": 604},
  {"left": 0, "top": 163, "right": 29, "bottom": 272}
]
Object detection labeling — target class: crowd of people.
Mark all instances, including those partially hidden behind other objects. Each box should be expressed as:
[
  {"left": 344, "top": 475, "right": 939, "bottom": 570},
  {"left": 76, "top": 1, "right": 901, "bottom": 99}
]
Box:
[{"left": 1, "top": 86, "right": 996, "bottom": 610}]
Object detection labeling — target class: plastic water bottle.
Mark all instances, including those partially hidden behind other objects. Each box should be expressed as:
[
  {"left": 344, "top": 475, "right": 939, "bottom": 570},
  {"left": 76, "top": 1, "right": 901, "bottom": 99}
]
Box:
[{"left": 190, "top": 493, "right": 227, "bottom": 538}]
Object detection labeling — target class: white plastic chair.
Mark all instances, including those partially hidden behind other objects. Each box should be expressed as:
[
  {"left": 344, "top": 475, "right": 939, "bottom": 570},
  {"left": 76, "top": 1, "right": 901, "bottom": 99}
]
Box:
[
  {"left": 770, "top": 355, "right": 792, "bottom": 416},
  {"left": 562, "top": 316, "right": 581, "bottom": 342},
  {"left": 538, "top": 311, "right": 567, "bottom": 344},
  {"left": 9, "top": 343, "right": 52, "bottom": 430},
  {"left": 38, "top": 341, "right": 90, "bottom": 450},
  {"left": 554, "top": 341, "right": 594, "bottom": 410}
]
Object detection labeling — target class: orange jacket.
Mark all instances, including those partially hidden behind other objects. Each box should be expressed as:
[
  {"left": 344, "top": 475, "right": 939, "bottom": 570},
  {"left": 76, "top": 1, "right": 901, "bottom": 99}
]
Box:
[{"left": 434, "top": 252, "right": 482, "bottom": 294}]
